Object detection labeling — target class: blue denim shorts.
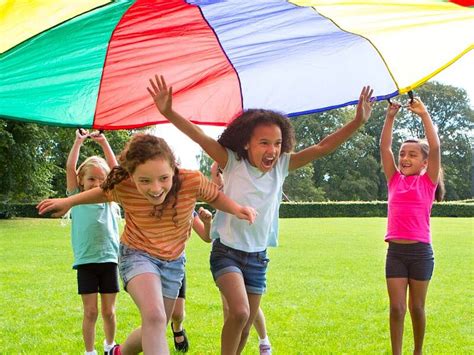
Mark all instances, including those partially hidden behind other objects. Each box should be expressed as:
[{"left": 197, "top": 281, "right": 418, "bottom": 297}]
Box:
[
  {"left": 386, "top": 242, "right": 434, "bottom": 281},
  {"left": 119, "top": 244, "right": 185, "bottom": 299},
  {"left": 210, "top": 239, "right": 269, "bottom": 295}
]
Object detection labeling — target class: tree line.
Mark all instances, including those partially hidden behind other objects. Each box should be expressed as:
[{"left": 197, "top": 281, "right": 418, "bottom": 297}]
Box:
[{"left": 1, "top": 82, "right": 472, "bottom": 203}]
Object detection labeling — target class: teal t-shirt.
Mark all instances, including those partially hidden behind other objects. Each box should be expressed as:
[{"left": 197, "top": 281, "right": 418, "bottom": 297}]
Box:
[
  {"left": 211, "top": 149, "right": 290, "bottom": 252},
  {"left": 67, "top": 189, "right": 120, "bottom": 269}
]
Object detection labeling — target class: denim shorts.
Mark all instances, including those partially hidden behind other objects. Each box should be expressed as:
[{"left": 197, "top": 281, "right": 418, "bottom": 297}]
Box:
[
  {"left": 386, "top": 242, "right": 434, "bottom": 281},
  {"left": 119, "top": 244, "right": 185, "bottom": 299},
  {"left": 210, "top": 239, "right": 269, "bottom": 295}
]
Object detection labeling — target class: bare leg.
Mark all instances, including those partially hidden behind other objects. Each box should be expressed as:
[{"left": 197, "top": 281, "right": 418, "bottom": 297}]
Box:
[
  {"left": 386, "top": 278, "right": 408, "bottom": 355},
  {"left": 217, "top": 272, "right": 250, "bottom": 355},
  {"left": 408, "top": 279, "right": 430, "bottom": 355},
  {"left": 81, "top": 293, "right": 98, "bottom": 352},
  {"left": 100, "top": 293, "right": 117, "bottom": 347},
  {"left": 236, "top": 293, "right": 262, "bottom": 354},
  {"left": 171, "top": 297, "right": 186, "bottom": 343},
  {"left": 120, "top": 273, "right": 174, "bottom": 355},
  {"left": 253, "top": 307, "right": 267, "bottom": 340}
]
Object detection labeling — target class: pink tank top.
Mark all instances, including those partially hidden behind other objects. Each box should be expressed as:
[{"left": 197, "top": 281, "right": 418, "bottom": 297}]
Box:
[{"left": 385, "top": 171, "right": 437, "bottom": 244}]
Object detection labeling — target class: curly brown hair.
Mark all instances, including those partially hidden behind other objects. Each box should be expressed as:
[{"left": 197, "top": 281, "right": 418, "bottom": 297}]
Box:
[
  {"left": 217, "top": 109, "right": 295, "bottom": 160},
  {"left": 102, "top": 133, "right": 182, "bottom": 220},
  {"left": 402, "top": 139, "right": 445, "bottom": 201}
]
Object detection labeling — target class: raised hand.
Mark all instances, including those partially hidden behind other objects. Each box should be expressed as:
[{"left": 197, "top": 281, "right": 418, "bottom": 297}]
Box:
[
  {"left": 355, "top": 86, "right": 375, "bottom": 125},
  {"left": 386, "top": 101, "right": 401, "bottom": 118},
  {"left": 89, "top": 130, "right": 106, "bottom": 144},
  {"left": 76, "top": 128, "right": 89, "bottom": 142},
  {"left": 147, "top": 74, "right": 173, "bottom": 116},
  {"left": 407, "top": 97, "right": 428, "bottom": 117}
]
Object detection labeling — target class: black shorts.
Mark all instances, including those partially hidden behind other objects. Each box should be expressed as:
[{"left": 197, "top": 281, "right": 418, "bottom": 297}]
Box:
[
  {"left": 385, "top": 242, "right": 434, "bottom": 281},
  {"left": 177, "top": 273, "right": 186, "bottom": 299},
  {"left": 77, "top": 262, "right": 120, "bottom": 294}
]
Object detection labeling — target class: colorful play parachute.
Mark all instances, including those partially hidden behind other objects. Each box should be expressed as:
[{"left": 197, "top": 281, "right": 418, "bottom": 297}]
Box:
[{"left": 1, "top": 0, "right": 473, "bottom": 129}]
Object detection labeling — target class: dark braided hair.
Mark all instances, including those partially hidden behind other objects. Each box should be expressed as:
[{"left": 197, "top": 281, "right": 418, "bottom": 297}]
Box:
[
  {"left": 218, "top": 109, "right": 295, "bottom": 161},
  {"left": 402, "top": 139, "right": 445, "bottom": 202},
  {"left": 102, "top": 133, "right": 182, "bottom": 221}
]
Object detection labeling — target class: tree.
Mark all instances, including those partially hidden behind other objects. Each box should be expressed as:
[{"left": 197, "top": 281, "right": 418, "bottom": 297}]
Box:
[
  {"left": 0, "top": 120, "right": 54, "bottom": 202},
  {"left": 291, "top": 109, "right": 381, "bottom": 201},
  {"left": 283, "top": 164, "right": 325, "bottom": 201},
  {"left": 0, "top": 120, "right": 132, "bottom": 202}
]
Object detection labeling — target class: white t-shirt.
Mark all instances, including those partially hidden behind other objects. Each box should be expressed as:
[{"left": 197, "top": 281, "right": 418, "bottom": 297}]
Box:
[{"left": 211, "top": 148, "right": 290, "bottom": 252}]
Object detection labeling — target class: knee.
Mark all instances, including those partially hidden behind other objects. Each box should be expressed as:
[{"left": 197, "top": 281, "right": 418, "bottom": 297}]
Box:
[
  {"left": 227, "top": 306, "right": 250, "bottom": 327},
  {"left": 84, "top": 306, "right": 99, "bottom": 321},
  {"left": 102, "top": 306, "right": 116, "bottom": 321},
  {"left": 409, "top": 303, "right": 425, "bottom": 318},
  {"left": 390, "top": 304, "right": 407, "bottom": 319},
  {"left": 141, "top": 307, "right": 167, "bottom": 328}
]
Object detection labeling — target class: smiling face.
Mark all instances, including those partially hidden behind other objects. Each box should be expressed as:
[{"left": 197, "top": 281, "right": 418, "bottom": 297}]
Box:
[
  {"left": 398, "top": 142, "right": 428, "bottom": 176},
  {"left": 131, "top": 158, "right": 174, "bottom": 205},
  {"left": 245, "top": 124, "right": 282, "bottom": 173},
  {"left": 80, "top": 165, "right": 108, "bottom": 191}
]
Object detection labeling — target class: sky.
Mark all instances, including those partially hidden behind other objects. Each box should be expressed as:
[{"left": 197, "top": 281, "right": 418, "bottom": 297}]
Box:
[{"left": 152, "top": 50, "right": 474, "bottom": 170}]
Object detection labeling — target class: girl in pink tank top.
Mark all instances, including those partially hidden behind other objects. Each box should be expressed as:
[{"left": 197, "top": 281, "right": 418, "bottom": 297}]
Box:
[{"left": 380, "top": 96, "right": 445, "bottom": 355}]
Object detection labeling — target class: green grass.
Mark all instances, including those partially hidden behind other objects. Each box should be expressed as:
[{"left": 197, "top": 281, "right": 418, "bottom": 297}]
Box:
[{"left": 0, "top": 218, "right": 472, "bottom": 354}]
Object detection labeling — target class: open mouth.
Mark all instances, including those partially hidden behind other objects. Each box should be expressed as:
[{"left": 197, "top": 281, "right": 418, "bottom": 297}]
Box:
[
  {"left": 148, "top": 191, "right": 165, "bottom": 200},
  {"left": 262, "top": 156, "right": 275, "bottom": 169}
]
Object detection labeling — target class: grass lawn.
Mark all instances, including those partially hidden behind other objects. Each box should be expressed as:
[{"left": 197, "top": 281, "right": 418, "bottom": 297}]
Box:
[{"left": 0, "top": 217, "right": 472, "bottom": 354}]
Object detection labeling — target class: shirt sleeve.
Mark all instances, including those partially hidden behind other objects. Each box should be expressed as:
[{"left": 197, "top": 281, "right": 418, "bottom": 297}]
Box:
[{"left": 197, "top": 171, "right": 220, "bottom": 203}]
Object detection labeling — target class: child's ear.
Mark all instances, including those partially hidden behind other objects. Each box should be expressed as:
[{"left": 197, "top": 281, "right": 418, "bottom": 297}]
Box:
[{"left": 244, "top": 144, "right": 249, "bottom": 150}]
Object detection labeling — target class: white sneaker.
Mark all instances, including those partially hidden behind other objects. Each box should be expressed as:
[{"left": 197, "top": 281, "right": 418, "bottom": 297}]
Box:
[
  {"left": 259, "top": 343, "right": 272, "bottom": 355},
  {"left": 104, "top": 340, "right": 116, "bottom": 355}
]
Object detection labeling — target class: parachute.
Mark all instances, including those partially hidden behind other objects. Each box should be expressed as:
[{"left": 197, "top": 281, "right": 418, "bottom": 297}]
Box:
[{"left": 1, "top": 0, "right": 473, "bottom": 129}]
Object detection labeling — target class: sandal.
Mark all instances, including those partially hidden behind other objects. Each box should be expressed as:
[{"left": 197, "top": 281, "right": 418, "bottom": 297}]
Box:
[{"left": 171, "top": 322, "right": 189, "bottom": 353}]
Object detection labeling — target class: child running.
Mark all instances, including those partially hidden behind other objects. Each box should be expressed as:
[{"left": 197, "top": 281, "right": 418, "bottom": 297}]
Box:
[
  {"left": 380, "top": 98, "right": 444, "bottom": 355},
  {"left": 38, "top": 133, "right": 256, "bottom": 355},
  {"left": 210, "top": 162, "right": 272, "bottom": 355},
  {"left": 148, "top": 75, "right": 374, "bottom": 354},
  {"left": 66, "top": 129, "right": 120, "bottom": 355}
]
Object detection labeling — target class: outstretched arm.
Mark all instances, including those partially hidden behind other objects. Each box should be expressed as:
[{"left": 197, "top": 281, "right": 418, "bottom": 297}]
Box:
[
  {"left": 147, "top": 75, "right": 229, "bottom": 168},
  {"left": 380, "top": 102, "right": 400, "bottom": 180},
  {"left": 66, "top": 129, "right": 88, "bottom": 191},
  {"left": 90, "top": 131, "right": 118, "bottom": 168},
  {"left": 289, "top": 86, "right": 374, "bottom": 170},
  {"left": 192, "top": 207, "right": 213, "bottom": 243},
  {"left": 37, "top": 187, "right": 109, "bottom": 217},
  {"left": 408, "top": 98, "right": 440, "bottom": 183},
  {"left": 209, "top": 192, "right": 256, "bottom": 225}
]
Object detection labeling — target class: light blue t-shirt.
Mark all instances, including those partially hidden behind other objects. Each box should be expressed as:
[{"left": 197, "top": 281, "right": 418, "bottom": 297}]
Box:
[
  {"left": 211, "top": 148, "right": 290, "bottom": 252},
  {"left": 67, "top": 189, "right": 120, "bottom": 269}
]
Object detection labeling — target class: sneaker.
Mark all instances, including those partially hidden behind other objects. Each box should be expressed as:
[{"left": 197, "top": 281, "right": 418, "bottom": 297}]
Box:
[
  {"left": 106, "top": 344, "right": 121, "bottom": 355},
  {"left": 104, "top": 340, "right": 116, "bottom": 355},
  {"left": 259, "top": 343, "right": 272, "bottom": 355}
]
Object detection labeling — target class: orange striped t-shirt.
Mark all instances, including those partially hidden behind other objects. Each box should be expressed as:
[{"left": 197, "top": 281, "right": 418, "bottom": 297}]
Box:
[{"left": 106, "top": 169, "right": 219, "bottom": 260}]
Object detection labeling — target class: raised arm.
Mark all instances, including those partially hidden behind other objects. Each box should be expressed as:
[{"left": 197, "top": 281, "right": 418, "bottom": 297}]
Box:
[
  {"left": 192, "top": 207, "right": 213, "bottom": 243},
  {"left": 147, "top": 75, "right": 228, "bottom": 168},
  {"left": 380, "top": 102, "right": 400, "bottom": 180},
  {"left": 37, "top": 187, "right": 109, "bottom": 217},
  {"left": 90, "top": 131, "right": 118, "bottom": 168},
  {"left": 289, "top": 86, "right": 374, "bottom": 171},
  {"left": 408, "top": 98, "right": 440, "bottom": 183},
  {"left": 66, "top": 129, "right": 88, "bottom": 191},
  {"left": 209, "top": 192, "right": 256, "bottom": 225}
]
